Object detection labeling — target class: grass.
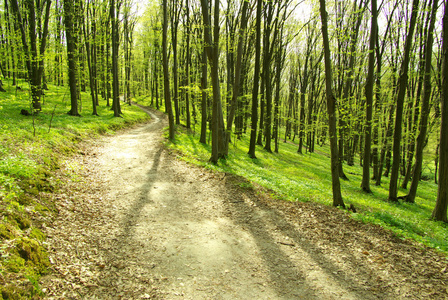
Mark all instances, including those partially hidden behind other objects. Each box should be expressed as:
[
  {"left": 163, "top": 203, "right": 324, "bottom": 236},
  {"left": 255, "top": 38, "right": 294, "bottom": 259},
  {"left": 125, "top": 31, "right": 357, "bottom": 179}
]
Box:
[
  {"left": 135, "top": 95, "right": 447, "bottom": 255},
  {"left": 0, "top": 78, "right": 150, "bottom": 297}
]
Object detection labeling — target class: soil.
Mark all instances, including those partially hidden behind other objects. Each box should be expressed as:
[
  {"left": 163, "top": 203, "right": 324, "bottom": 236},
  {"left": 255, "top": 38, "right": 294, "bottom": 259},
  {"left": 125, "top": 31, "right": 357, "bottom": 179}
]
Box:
[{"left": 41, "top": 107, "right": 448, "bottom": 299}]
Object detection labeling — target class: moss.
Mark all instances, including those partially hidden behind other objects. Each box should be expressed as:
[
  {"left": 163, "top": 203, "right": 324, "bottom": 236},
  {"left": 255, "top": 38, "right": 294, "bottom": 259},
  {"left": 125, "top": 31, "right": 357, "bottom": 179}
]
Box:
[
  {"left": 0, "top": 223, "right": 15, "bottom": 240},
  {"left": 1, "top": 281, "right": 42, "bottom": 299},
  {"left": 4, "top": 254, "right": 26, "bottom": 273},
  {"left": 15, "top": 237, "right": 50, "bottom": 275},
  {"left": 5, "top": 212, "right": 31, "bottom": 231},
  {"left": 29, "top": 227, "right": 45, "bottom": 242},
  {"left": 33, "top": 203, "right": 49, "bottom": 213},
  {"left": 17, "top": 194, "right": 34, "bottom": 206}
]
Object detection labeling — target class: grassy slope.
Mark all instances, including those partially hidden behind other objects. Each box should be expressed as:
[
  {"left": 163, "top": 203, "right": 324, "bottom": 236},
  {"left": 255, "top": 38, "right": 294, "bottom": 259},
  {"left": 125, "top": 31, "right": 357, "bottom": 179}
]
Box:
[
  {"left": 0, "top": 79, "right": 149, "bottom": 298},
  {"left": 134, "top": 96, "right": 448, "bottom": 256}
]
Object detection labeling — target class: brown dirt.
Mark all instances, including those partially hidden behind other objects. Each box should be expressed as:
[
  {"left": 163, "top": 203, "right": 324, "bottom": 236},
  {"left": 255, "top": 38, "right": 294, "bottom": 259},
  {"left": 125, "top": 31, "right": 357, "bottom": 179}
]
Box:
[{"left": 40, "top": 108, "right": 448, "bottom": 299}]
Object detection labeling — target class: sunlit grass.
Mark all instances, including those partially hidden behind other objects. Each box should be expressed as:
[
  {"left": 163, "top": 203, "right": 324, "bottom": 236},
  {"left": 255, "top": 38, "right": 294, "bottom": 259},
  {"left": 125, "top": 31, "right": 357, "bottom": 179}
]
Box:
[{"left": 164, "top": 114, "right": 447, "bottom": 254}]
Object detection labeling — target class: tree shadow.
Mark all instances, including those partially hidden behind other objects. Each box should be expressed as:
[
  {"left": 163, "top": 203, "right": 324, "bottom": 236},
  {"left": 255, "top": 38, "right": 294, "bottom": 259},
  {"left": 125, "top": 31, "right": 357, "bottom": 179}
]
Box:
[{"left": 223, "top": 176, "right": 395, "bottom": 299}]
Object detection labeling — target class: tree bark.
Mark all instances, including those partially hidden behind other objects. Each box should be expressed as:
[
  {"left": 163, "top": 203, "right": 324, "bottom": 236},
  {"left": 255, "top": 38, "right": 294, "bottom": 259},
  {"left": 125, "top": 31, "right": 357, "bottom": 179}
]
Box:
[
  {"left": 389, "top": 0, "right": 419, "bottom": 201},
  {"left": 201, "top": 0, "right": 226, "bottom": 163},
  {"left": 319, "top": 0, "right": 345, "bottom": 208},
  {"left": 406, "top": 0, "right": 438, "bottom": 203},
  {"left": 163, "top": 0, "right": 175, "bottom": 139},
  {"left": 361, "top": 0, "right": 377, "bottom": 193},
  {"left": 432, "top": 1, "right": 448, "bottom": 222},
  {"left": 225, "top": 0, "right": 249, "bottom": 155},
  {"left": 199, "top": 24, "right": 208, "bottom": 144},
  {"left": 248, "top": 0, "right": 262, "bottom": 159},
  {"left": 63, "top": 0, "right": 80, "bottom": 116},
  {"left": 110, "top": 0, "right": 121, "bottom": 117}
]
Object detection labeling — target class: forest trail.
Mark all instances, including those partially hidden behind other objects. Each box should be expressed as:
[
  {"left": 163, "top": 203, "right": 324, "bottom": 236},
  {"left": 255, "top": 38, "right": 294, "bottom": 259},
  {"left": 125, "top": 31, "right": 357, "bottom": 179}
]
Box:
[{"left": 41, "top": 108, "right": 447, "bottom": 299}]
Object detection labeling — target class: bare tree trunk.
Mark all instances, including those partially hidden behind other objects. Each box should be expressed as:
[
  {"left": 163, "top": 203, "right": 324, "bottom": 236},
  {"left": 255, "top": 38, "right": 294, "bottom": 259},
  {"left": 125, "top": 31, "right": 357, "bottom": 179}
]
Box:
[
  {"left": 406, "top": 0, "right": 438, "bottom": 203},
  {"left": 361, "top": 0, "right": 377, "bottom": 193},
  {"left": 319, "top": 0, "right": 345, "bottom": 208},
  {"left": 63, "top": 0, "right": 80, "bottom": 116},
  {"left": 171, "top": 0, "right": 181, "bottom": 125},
  {"left": 201, "top": 0, "right": 226, "bottom": 163},
  {"left": 248, "top": 0, "right": 262, "bottom": 159},
  {"left": 225, "top": 0, "right": 249, "bottom": 155},
  {"left": 110, "top": 0, "right": 121, "bottom": 117},
  {"left": 163, "top": 0, "right": 175, "bottom": 139},
  {"left": 389, "top": 0, "right": 419, "bottom": 202},
  {"left": 432, "top": 1, "right": 448, "bottom": 222},
  {"left": 199, "top": 26, "right": 208, "bottom": 144}
]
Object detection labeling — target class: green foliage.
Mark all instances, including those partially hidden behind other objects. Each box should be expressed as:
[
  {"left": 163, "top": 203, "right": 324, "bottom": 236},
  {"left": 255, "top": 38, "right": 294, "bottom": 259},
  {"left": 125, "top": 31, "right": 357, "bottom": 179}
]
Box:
[
  {"left": 166, "top": 122, "right": 446, "bottom": 254},
  {"left": 0, "top": 80, "right": 150, "bottom": 297}
]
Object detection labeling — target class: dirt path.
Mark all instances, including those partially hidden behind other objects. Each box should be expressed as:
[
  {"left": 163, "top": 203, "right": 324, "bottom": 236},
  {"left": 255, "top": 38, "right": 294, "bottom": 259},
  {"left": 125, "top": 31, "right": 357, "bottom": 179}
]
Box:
[{"left": 41, "top": 108, "right": 448, "bottom": 299}]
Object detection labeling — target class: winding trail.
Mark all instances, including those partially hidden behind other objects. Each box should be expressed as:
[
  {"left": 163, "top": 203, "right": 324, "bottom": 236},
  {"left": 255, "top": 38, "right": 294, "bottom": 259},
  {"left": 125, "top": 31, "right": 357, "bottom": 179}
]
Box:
[{"left": 41, "top": 108, "right": 448, "bottom": 299}]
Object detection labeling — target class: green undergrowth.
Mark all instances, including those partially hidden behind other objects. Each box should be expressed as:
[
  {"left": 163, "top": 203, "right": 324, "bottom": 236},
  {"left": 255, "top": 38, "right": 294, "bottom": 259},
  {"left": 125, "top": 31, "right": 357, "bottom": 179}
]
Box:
[
  {"left": 155, "top": 108, "right": 446, "bottom": 256},
  {"left": 0, "top": 78, "right": 150, "bottom": 298}
]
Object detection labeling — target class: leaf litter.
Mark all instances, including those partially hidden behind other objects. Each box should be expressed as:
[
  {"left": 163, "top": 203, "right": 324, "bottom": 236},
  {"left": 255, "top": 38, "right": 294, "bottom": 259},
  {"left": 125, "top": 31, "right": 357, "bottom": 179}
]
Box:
[{"left": 40, "top": 108, "right": 448, "bottom": 299}]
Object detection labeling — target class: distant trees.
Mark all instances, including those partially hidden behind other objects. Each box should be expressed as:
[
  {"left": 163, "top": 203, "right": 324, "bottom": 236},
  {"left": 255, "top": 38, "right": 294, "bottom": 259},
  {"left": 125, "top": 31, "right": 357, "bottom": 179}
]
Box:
[
  {"left": 143, "top": 0, "right": 445, "bottom": 217},
  {"left": 0, "top": 0, "right": 446, "bottom": 220},
  {"left": 10, "top": 0, "right": 52, "bottom": 112}
]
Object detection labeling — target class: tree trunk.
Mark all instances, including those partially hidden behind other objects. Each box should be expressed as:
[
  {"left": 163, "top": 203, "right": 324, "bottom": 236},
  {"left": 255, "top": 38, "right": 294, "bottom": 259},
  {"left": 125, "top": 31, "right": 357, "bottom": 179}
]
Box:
[
  {"left": 319, "top": 0, "right": 345, "bottom": 208},
  {"left": 199, "top": 27, "right": 208, "bottom": 144},
  {"left": 185, "top": 0, "right": 191, "bottom": 129},
  {"left": 361, "top": 0, "right": 377, "bottom": 193},
  {"left": 82, "top": 1, "right": 98, "bottom": 116},
  {"left": 406, "top": 0, "right": 439, "bottom": 203},
  {"left": 162, "top": 0, "right": 175, "bottom": 139},
  {"left": 432, "top": 1, "right": 448, "bottom": 222},
  {"left": 225, "top": 0, "right": 249, "bottom": 155},
  {"left": 201, "top": 0, "right": 226, "bottom": 163},
  {"left": 263, "top": 4, "right": 274, "bottom": 153},
  {"left": 63, "top": 0, "right": 80, "bottom": 116},
  {"left": 248, "top": 0, "right": 262, "bottom": 159},
  {"left": 171, "top": 0, "right": 181, "bottom": 125},
  {"left": 110, "top": 0, "right": 121, "bottom": 117},
  {"left": 389, "top": 0, "right": 419, "bottom": 202}
]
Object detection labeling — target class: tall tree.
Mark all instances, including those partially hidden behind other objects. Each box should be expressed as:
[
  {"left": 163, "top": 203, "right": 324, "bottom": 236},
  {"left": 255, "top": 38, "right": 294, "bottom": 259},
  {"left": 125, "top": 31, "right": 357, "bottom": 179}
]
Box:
[
  {"left": 389, "top": 0, "right": 420, "bottom": 201},
  {"left": 248, "top": 0, "right": 263, "bottom": 159},
  {"left": 171, "top": 0, "right": 182, "bottom": 124},
  {"left": 406, "top": 0, "right": 439, "bottom": 203},
  {"left": 201, "top": 0, "right": 226, "bottom": 163},
  {"left": 225, "top": 0, "right": 249, "bottom": 154},
  {"left": 319, "top": 0, "right": 345, "bottom": 207},
  {"left": 199, "top": 22, "right": 208, "bottom": 144},
  {"left": 163, "top": 0, "right": 175, "bottom": 139},
  {"left": 63, "top": 0, "right": 80, "bottom": 116},
  {"left": 82, "top": 0, "right": 98, "bottom": 116},
  {"left": 361, "top": 0, "right": 377, "bottom": 193},
  {"left": 110, "top": 0, "right": 122, "bottom": 117},
  {"left": 432, "top": 1, "right": 448, "bottom": 222}
]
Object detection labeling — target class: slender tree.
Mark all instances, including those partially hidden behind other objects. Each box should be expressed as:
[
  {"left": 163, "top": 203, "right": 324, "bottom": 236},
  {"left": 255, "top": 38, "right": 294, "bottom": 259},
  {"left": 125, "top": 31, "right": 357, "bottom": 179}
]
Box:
[
  {"left": 319, "top": 0, "right": 345, "bottom": 207},
  {"left": 248, "top": 0, "right": 263, "bottom": 159},
  {"left": 63, "top": 0, "right": 80, "bottom": 116},
  {"left": 432, "top": 1, "right": 448, "bottom": 222},
  {"left": 406, "top": 0, "right": 439, "bottom": 203},
  {"left": 111, "top": 0, "right": 122, "bottom": 117},
  {"left": 389, "top": 0, "right": 420, "bottom": 202},
  {"left": 361, "top": 0, "right": 377, "bottom": 193},
  {"left": 163, "top": 0, "right": 175, "bottom": 139},
  {"left": 201, "top": 0, "right": 226, "bottom": 163}
]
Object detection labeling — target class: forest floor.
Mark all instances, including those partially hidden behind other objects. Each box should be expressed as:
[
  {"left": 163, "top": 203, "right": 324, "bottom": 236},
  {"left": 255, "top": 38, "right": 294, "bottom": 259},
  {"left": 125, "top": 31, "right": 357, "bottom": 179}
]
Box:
[{"left": 40, "top": 107, "right": 448, "bottom": 299}]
